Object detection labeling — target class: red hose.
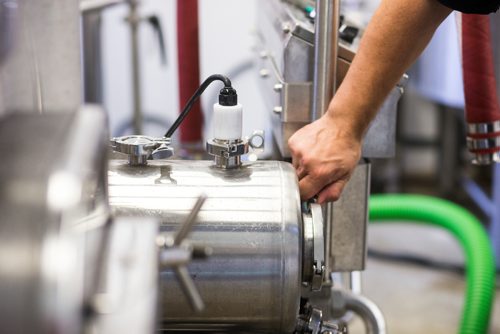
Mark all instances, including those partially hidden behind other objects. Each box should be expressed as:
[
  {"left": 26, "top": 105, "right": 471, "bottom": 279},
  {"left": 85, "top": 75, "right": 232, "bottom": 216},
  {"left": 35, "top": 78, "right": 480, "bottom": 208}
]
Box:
[
  {"left": 177, "top": 0, "right": 203, "bottom": 143},
  {"left": 462, "top": 14, "right": 500, "bottom": 158}
]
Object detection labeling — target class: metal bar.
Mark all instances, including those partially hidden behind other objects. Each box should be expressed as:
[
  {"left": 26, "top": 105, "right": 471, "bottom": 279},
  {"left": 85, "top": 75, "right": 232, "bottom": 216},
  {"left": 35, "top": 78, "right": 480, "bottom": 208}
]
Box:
[
  {"left": 311, "top": 0, "right": 339, "bottom": 120},
  {"left": 174, "top": 266, "right": 205, "bottom": 312},
  {"left": 174, "top": 194, "right": 207, "bottom": 246},
  {"left": 312, "top": 0, "right": 340, "bottom": 281},
  {"left": 128, "top": 0, "right": 143, "bottom": 134}
]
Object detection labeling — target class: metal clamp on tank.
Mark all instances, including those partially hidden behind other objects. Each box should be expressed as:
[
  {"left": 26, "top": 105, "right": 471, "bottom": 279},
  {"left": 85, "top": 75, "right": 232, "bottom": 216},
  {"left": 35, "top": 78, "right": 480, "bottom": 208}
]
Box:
[
  {"left": 302, "top": 202, "right": 326, "bottom": 291},
  {"left": 110, "top": 135, "right": 173, "bottom": 165}
]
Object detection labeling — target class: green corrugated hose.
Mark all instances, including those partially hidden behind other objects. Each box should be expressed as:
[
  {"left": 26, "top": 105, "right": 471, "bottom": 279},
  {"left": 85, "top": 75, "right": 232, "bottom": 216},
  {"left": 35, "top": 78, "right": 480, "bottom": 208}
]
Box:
[{"left": 369, "top": 194, "right": 495, "bottom": 334}]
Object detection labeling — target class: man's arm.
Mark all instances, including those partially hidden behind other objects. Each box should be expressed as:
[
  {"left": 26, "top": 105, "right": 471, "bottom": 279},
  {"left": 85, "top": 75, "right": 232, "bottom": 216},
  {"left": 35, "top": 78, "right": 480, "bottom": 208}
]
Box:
[{"left": 288, "top": 0, "right": 452, "bottom": 203}]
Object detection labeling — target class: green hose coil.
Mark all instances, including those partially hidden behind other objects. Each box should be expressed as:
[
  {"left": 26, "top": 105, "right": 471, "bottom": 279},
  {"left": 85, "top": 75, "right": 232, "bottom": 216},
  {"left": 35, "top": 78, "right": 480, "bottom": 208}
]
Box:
[{"left": 369, "top": 194, "right": 495, "bottom": 334}]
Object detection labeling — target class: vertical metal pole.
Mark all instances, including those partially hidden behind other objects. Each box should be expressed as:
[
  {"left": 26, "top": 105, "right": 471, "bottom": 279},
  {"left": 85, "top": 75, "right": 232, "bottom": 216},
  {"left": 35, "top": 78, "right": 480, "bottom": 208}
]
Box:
[
  {"left": 312, "top": 0, "right": 340, "bottom": 279},
  {"left": 491, "top": 163, "right": 500, "bottom": 268},
  {"left": 128, "top": 0, "right": 143, "bottom": 134},
  {"left": 312, "top": 0, "right": 340, "bottom": 120}
]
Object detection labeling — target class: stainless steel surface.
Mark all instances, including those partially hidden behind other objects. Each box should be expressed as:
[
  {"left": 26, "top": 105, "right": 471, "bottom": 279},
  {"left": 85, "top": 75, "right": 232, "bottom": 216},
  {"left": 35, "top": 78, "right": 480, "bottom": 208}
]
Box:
[
  {"left": 301, "top": 203, "right": 326, "bottom": 291},
  {"left": 0, "top": 0, "right": 82, "bottom": 115},
  {"left": 0, "top": 108, "right": 109, "bottom": 334},
  {"left": 342, "top": 290, "right": 387, "bottom": 334},
  {"left": 108, "top": 159, "right": 302, "bottom": 333},
  {"left": 256, "top": 0, "right": 406, "bottom": 159},
  {"left": 329, "top": 161, "right": 370, "bottom": 272},
  {"left": 311, "top": 204, "right": 326, "bottom": 291},
  {"left": 48, "top": 105, "right": 108, "bottom": 211},
  {"left": 361, "top": 74, "right": 408, "bottom": 158},
  {"left": 312, "top": 0, "right": 339, "bottom": 120},
  {"left": 90, "top": 217, "right": 159, "bottom": 334},
  {"left": 82, "top": 11, "right": 104, "bottom": 104}
]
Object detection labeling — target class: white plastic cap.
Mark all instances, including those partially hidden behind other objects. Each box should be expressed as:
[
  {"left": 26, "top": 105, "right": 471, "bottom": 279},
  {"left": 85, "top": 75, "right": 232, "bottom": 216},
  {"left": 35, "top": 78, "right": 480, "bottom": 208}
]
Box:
[{"left": 212, "top": 103, "right": 242, "bottom": 141}]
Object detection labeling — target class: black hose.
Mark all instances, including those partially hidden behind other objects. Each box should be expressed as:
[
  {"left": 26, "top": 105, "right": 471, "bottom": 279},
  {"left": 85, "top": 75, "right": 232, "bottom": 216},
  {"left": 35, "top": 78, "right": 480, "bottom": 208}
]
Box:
[{"left": 165, "top": 74, "right": 232, "bottom": 138}]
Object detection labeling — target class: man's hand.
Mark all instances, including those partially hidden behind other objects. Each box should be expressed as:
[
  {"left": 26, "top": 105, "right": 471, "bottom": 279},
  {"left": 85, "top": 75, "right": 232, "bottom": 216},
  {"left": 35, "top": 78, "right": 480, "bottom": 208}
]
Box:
[{"left": 288, "top": 113, "right": 362, "bottom": 203}]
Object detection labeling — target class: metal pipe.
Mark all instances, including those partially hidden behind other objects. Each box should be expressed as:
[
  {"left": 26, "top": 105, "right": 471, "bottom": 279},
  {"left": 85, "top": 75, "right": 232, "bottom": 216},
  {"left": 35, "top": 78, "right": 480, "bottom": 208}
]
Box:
[
  {"left": 128, "top": 0, "right": 143, "bottom": 134},
  {"left": 342, "top": 291, "right": 387, "bottom": 334},
  {"left": 312, "top": 0, "right": 340, "bottom": 279},
  {"left": 311, "top": 0, "right": 340, "bottom": 120}
]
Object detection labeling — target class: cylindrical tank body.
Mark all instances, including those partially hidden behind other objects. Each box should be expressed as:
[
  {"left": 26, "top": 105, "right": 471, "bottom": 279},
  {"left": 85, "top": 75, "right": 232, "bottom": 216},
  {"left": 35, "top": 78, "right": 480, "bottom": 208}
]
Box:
[{"left": 107, "top": 160, "right": 302, "bottom": 333}]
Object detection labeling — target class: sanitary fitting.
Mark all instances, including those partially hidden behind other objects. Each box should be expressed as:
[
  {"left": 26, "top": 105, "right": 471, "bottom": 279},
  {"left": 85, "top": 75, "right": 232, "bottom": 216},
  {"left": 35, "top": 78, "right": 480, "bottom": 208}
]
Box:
[
  {"left": 110, "top": 135, "right": 173, "bottom": 166},
  {"left": 206, "top": 138, "right": 249, "bottom": 169}
]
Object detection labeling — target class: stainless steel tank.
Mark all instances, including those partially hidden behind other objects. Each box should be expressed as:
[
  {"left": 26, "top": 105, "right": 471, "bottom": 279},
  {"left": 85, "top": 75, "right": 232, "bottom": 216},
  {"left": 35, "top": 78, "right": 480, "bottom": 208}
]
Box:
[{"left": 108, "top": 159, "right": 302, "bottom": 333}]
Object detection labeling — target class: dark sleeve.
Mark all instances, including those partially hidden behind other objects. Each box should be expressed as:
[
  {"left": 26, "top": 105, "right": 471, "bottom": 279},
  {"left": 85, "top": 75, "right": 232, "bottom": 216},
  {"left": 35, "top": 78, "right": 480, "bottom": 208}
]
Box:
[{"left": 437, "top": 0, "right": 500, "bottom": 14}]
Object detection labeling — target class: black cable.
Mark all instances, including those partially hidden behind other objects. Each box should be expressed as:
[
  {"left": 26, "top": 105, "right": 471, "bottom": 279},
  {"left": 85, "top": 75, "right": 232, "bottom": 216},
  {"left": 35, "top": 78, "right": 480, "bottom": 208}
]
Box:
[
  {"left": 164, "top": 74, "right": 233, "bottom": 138},
  {"left": 367, "top": 248, "right": 500, "bottom": 289}
]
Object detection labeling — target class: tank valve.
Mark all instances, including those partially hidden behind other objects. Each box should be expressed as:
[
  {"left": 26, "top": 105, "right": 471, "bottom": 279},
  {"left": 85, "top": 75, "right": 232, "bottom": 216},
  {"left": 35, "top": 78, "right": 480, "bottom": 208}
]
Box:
[{"left": 110, "top": 135, "right": 173, "bottom": 166}]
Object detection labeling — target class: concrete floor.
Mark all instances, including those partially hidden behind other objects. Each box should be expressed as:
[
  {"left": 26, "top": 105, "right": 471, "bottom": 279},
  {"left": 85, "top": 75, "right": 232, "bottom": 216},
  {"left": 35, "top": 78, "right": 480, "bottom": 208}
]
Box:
[{"left": 348, "top": 224, "right": 500, "bottom": 334}]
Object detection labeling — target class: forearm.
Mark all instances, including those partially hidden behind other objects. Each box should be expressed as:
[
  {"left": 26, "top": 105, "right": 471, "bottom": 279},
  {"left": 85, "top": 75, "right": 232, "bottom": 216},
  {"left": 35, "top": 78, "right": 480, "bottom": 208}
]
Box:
[{"left": 328, "top": 0, "right": 452, "bottom": 139}]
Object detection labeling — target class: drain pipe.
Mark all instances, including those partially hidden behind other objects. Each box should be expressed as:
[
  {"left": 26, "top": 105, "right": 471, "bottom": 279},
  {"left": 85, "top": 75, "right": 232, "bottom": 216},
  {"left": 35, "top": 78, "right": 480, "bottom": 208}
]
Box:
[{"left": 177, "top": 0, "right": 203, "bottom": 144}]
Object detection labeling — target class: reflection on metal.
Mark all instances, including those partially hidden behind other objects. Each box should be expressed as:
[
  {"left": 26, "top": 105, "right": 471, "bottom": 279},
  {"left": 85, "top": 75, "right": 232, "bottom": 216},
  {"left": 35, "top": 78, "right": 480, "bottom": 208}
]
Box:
[
  {"left": 0, "top": 106, "right": 109, "bottom": 334},
  {"left": 89, "top": 217, "right": 159, "bottom": 334},
  {"left": 108, "top": 159, "right": 302, "bottom": 333}
]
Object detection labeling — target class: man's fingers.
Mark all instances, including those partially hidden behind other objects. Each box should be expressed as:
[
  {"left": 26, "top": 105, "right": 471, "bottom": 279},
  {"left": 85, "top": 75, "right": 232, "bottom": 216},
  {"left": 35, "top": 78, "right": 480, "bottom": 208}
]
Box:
[
  {"left": 296, "top": 165, "right": 307, "bottom": 180},
  {"left": 317, "top": 180, "right": 347, "bottom": 204},
  {"left": 299, "top": 174, "right": 327, "bottom": 201}
]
